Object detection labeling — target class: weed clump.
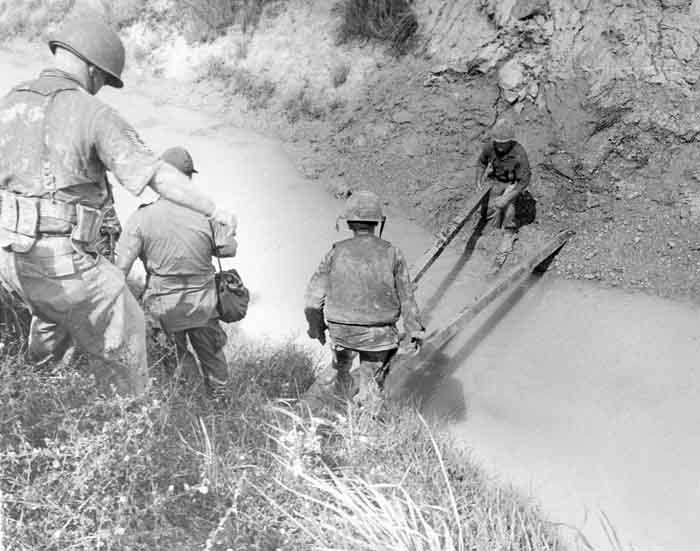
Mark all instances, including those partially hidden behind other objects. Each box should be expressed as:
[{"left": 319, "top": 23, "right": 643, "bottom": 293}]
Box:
[
  {"left": 0, "top": 286, "right": 30, "bottom": 355},
  {"left": 335, "top": 0, "right": 418, "bottom": 53},
  {"left": 174, "top": 0, "right": 278, "bottom": 37}
]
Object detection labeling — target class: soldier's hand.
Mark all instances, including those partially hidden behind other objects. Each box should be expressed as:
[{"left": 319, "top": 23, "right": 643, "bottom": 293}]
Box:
[
  {"left": 307, "top": 327, "right": 326, "bottom": 345},
  {"left": 209, "top": 207, "right": 238, "bottom": 232},
  {"left": 409, "top": 330, "right": 426, "bottom": 353},
  {"left": 492, "top": 196, "right": 508, "bottom": 210}
]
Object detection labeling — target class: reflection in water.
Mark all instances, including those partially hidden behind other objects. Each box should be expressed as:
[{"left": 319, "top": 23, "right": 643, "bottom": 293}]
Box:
[{"left": 421, "top": 271, "right": 700, "bottom": 551}]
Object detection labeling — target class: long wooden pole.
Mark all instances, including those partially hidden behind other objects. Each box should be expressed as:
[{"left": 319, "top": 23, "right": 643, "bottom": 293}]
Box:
[
  {"left": 411, "top": 186, "right": 492, "bottom": 284},
  {"left": 385, "top": 229, "right": 574, "bottom": 394},
  {"left": 428, "top": 229, "right": 574, "bottom": 350}
]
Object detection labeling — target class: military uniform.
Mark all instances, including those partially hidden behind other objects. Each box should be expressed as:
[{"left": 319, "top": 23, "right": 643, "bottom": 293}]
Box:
[
  {"left": 115, "top": 197, "right": 237, "bottom": 387},
  {"left": 477, "top": 140, "right": 531, "bottom": 230},
  {"left": 305, "top": 233, "right": 423, "bottom": 406},
  {"left": 0, "top": 69, "right": 161, "bottom": 395}
]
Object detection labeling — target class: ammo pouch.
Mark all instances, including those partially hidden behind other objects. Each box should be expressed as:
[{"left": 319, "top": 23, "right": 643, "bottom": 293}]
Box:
[
  {"left": 0, "top": 190, "right": 104, "bottom": 253},
  {"left": 71, "top": 203, "right": 105, "bottom": 247},
  {"left": 0, "top": 191, "right": 40, "bottom": 253}
]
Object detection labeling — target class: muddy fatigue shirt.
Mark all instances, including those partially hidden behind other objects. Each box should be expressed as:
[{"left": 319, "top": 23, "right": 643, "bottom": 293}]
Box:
[
  {"left": 0, "top": 69, "right": 159, "bottom": 209},
  {"left": 305, "top": 241, "right": 423, "bottom": 352},
  {"left": 0, "top": 69, "right": 161, "bottom": 275},
  {"left": 115, "top": 198, "right": 237, "bottom": 333},
  {"left": 478, "top": 141, "right": 531, "bottom": 187}
]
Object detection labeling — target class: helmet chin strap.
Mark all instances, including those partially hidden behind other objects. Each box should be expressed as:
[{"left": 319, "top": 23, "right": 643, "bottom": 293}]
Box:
[
  {"left": 86, "top": 65, "right": 100, "bottom": 95},
  {"left": 379, "top": 216, "right": 387, "bottom": 238}
]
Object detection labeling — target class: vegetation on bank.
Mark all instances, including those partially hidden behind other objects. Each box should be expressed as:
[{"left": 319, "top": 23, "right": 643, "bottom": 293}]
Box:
[
  {"left": 335, "top": 0, "right": 418, "bottom": 52},
  {"left": 0, "top": 313, "right": 566, "bottom": 550}
]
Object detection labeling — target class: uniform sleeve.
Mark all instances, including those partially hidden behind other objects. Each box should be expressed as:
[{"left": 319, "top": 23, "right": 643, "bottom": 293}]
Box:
[
  {"left": 478, "top": 142, "right": 493, "bottom": 168},
  {"left": 394, "top": 247, "right": 424, "bottom": 335},
  {"left": 304, "top": 248, "right": 334, "bottom": 311},
  {"left": 514, "top": 145, "right": 531, "bottom": 187},
  {"left": 92, "top": 105, "right": 162, "bottom": 197},
  {"left": 115, "top": 211, "right": 144, "bottom": 276},
  {"left": 212, "top": 221, "right": 238, "bottom": 258}
]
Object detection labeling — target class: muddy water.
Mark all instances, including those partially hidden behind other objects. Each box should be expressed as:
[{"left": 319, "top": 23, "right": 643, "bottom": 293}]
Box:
[{"left": 2, "top": 52, "right": 699, "bottom": 551}]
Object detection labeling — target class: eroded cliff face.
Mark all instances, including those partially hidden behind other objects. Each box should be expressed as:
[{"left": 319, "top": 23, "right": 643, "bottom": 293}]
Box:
[{"left": 418, "top": 0, "right": 700, "bottom": 222}]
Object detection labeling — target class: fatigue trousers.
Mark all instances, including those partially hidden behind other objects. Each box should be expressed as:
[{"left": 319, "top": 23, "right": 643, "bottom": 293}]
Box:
[
  {"left": 0, "top": 237, "right": 149, "bottom": 396},
  {"left": 173, "top": 318, "right": 229, "bottom": 387},
  {"left": 334, "top": 346, "right": 396, "bottom": 408},
  {"left": 488, "top": 180, "right": 518, "bottom": 230}
]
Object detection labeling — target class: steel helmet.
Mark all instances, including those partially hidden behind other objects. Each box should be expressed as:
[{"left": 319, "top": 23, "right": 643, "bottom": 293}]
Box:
[
  {"left": 491, "top": 118, "right": 515, "bottom": 143},
  {"left": 48, "top": 17, "right": 126, "bottom": 88},
  {"left": 343, "top": 190, "right": 385, "bottom": 224}
]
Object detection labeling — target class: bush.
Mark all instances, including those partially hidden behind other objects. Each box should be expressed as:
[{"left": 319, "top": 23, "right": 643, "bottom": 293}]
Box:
[
  {"left": 331, "top": 62, "right": 350, "bottom": 88},
  {"left": 0, "top": 286, "right": 30, "bottom": 355},
  {"left": 174, "top": 0, "right": 279, "bottom": 38},
  {"left": 0, "top": 0, "right": 73, "bottom": 40},
  {"left": 283, "top": 87, "right": 325, "bottom": 123},
  {"left": 335, "top": 0, "right": 418, "bottom": 52}
]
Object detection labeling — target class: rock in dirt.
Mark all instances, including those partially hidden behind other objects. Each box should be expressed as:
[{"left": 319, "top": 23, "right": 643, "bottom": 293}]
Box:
[
  {"left": 498, "top": 58, "right": 527, "bottom": 103},
  {"left": 511, "top": 0, "right": 549, "bottom": 20},
  {"left": 392, "top": 109, "right": 414, "bottom": 124},
  {"left": 326, "top": 177, "right": 352, "bottom": 199}
]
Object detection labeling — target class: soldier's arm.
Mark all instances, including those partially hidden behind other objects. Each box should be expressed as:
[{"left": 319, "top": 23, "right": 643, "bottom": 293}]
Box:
[
  {"left": 514, "top": 146, "right": 531, "bottom": 191},
  {"left": 394, "top": 248, "right": 424, "bottom": 338},
  {"left": 474, "top": 143, "right": 491, "bottom": 188},
  {"left": 93, "top": 106, "right": 234, "bottom": 228},
  {"left": 304, "top": 249, "right": 333, "bottom": 343},
  {"left": 212, "top": 220, "right": 238, "bottom": 258},
  {"left": 114, "top": 214, "right": 142, "bottom": 276},
  {"left": 149, "top": 164, "right": 219, "bottom": 221}
]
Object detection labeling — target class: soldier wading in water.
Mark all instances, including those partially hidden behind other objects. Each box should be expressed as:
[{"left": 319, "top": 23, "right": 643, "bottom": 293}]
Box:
[{"left": 304, "top": 191, "right": 425, "bottom": 411}]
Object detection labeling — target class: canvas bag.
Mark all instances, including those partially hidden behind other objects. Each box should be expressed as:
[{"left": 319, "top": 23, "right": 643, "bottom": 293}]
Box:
[{"left": 210, "top": 222, "right": 249, "bottom": 323}]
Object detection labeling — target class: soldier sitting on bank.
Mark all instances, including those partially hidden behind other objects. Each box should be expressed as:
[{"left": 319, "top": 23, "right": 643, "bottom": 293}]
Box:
[
  {"left": 304, "top": 190, "right": 425, "bottom": 410},
  {"left": 475, "top": 118, "right": 532, "bottom": 268}
]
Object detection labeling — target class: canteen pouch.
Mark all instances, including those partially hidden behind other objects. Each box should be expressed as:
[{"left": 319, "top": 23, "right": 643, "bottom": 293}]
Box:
[
  {"left": 71, "top": 203, "right": 105, "bottom": 246},
  {"left": 0, "top": 191, "right": 39, "bottom": 252},
  {"left": 215, "top": 268, "right": 250, "bottom": 323}
]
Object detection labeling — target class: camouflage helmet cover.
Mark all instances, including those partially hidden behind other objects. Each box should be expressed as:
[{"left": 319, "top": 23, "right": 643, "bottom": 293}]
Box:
[
  {"left": 48, "top": 17, "right": 126, "bottom": 88},
  {"left": 491, "top": 118, "right": 515, "bottom": 143},
  {"left": 342, "top": 190, "right": 385, "bottom": 224}
]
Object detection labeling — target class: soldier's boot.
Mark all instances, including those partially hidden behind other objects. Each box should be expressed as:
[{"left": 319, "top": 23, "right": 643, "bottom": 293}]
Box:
[
  {"left": 490, "top": 229, "right": 517, "bottom": 275},
  {"left": 334, "top": 366, "right": 355, "bottom": 398}
]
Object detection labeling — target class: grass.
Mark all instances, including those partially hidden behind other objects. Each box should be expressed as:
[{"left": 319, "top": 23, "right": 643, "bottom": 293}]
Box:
[
  {"left": 0, "top": 0, "right": 73, "bottom": 40},
  {"left": 0, "top": 319, "right": 575, "bottom": 551},
  {"left": 196, "top": 55, "right": 277, "bottom": 110},
  {"left": 174, "top": 0, "right": 279, "bottom": 37},
  {"left": 335, "top": 0, "right": 418, "bottom": 53},
  {"left": 0, "top": 287, "right": 30, "bottom": 355}
]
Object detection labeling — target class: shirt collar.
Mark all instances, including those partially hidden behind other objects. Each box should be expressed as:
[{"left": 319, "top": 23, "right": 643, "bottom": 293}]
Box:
[{"left": 39, "top": 68, "right": 87, "bottom": 91}]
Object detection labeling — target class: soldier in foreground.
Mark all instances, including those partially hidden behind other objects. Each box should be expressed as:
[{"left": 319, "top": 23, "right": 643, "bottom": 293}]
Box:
[
  {"left": 304, "top": 191, "right": 425, "bottom": 410},
  {"left": 475, "top": 118, "right": 532, "bottom": 268},
  {"left": 116, "top": 147, "right": 238, "bottom": 392},
  {"left": 0, "top": 17, "right": 236, "bottom": 396}
]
